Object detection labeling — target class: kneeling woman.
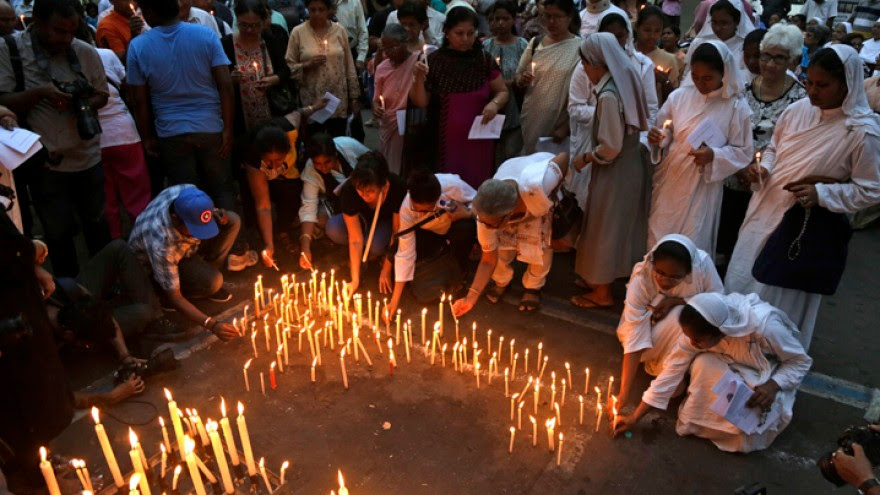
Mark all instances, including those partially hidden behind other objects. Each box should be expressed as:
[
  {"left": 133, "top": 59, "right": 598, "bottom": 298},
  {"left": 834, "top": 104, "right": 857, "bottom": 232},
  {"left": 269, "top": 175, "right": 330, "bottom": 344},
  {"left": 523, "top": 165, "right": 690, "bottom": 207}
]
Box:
[
  {"left": 298, "top": 133, "right": 370, "bottom": 269},
  {"left": 327, "top": 152, "right": 407, "bottom": 294},
  {"left": 614, "top": 234, "right": 723, "bottom": 409},
  {"left": 615, "top": 292, "right": 812, "bottom": 453}
]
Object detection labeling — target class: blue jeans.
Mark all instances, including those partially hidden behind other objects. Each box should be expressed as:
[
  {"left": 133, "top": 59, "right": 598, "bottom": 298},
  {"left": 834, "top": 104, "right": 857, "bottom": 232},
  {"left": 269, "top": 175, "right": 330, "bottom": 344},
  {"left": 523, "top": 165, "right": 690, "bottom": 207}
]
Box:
[
  {"left": 158, "top": 132, "right": 236, "bottom": 212},
  {"left": 325, "top": 213, "right": 392, "bottom": 259}
]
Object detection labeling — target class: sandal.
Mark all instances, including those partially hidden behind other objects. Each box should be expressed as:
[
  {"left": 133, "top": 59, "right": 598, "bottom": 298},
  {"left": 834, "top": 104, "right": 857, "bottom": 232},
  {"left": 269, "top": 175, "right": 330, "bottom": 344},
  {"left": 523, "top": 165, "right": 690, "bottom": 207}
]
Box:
[
  {"left": 570, "top": 293, "right": 613, "bottom": 309},
  {"left": 518, "top": 289, "right": 541, "bottom": 312},
  {"left": 485, "top": 283, "right": 509, "bottom": 304}
]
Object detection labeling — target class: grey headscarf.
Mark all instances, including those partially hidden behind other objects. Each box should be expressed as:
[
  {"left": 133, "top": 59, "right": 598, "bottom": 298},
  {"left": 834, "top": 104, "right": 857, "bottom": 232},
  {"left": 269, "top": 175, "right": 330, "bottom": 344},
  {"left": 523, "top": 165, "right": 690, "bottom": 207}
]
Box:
[{"left": 579, "top": 33, "right": 649, "bottom": 130}]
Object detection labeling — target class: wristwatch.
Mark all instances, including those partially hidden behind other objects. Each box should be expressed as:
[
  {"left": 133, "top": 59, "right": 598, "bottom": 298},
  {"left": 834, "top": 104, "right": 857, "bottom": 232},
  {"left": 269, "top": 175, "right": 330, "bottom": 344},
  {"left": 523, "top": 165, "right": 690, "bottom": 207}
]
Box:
[{"left": 859, "top": 478, "right": 880, "bottom": 494}]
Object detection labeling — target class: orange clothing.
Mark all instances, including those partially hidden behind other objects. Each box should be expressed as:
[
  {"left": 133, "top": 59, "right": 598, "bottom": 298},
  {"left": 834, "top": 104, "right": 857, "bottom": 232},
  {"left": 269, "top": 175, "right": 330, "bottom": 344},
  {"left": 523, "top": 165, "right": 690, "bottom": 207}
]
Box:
[{"left": 96, "top": 11, "right": 132, "bottom": 57}]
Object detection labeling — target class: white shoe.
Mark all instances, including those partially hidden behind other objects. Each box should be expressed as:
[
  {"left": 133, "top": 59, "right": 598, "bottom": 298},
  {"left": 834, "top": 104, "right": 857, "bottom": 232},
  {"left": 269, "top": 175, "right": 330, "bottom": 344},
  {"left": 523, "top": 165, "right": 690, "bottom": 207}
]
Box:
[{"left": 227, "top": 250, "right": 258, "bottom": 271}]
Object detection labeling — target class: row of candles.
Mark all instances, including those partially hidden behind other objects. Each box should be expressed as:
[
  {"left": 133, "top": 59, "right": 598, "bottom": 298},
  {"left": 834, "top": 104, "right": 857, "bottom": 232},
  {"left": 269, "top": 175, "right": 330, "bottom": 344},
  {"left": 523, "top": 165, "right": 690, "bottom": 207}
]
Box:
[{"left": 239, "top": 271, "right": 620, "bottom": 465}]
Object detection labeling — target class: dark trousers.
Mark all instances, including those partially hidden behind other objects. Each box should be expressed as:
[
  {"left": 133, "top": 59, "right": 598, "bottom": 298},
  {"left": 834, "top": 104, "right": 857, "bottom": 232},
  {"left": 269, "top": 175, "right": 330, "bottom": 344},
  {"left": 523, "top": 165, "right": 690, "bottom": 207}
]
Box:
[
  {"left": 179, "top": 211, "right": 241, "bottom": 298},
  {"left": 158, "top": 132, "right": 237, "bottom": 212},
  {"left": 415, "top": 219, "right": 476, "bottom": 270},
  {"left": 76, "top": 239, "right": 160, "bottom": 337},
  {"left": 717, "top": 186, "right": 753, "bottom": 262},
  {"left": 268, "top": 178, "right": 304, "bottom": 232},
  {"left": 30, "top": 163, "right": 111, "bottom": 277}
]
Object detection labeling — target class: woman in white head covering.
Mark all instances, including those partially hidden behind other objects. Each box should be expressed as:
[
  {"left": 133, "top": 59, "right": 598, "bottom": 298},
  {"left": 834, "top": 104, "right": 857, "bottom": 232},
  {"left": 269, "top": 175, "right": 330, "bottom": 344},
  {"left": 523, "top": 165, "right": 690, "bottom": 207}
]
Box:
[
  {"left": 646, "top": 40, "right": 753, "bottom": 257},
  {"left": 684, "top": 0, "right": 755, "bottom": 87},
  {"left": 612, "top": 234, "right": 724, "bottom": 408},
  {"left": 570, "top": 33, "right": 650, "bottom": 310},
  {"left": 725, "top": 45, "right": 880, "bottom": 350},
  {"left": 615, "top": 292, "right": 813, "bottom": 453}
]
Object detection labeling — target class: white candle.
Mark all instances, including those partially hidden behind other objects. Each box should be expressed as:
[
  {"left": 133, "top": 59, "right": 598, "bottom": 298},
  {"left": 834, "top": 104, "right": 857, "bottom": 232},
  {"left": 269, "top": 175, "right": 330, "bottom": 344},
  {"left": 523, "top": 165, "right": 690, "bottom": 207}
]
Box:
[
  {"left": 530, "top": 416, "right": 537, "bottom": 447},
  {"left": 158, "top": 416, "right": 172, "bottom": 456},
  {"left": 340, "top": 349, "right": 349, "bottom": 389},
  {"left": 244, "top": 359, "right": 252, "bottom": 391},
  {"left": 91, "top": 408, "right": 125, "bottom": 488},
  {"left": 280, "top": 460, "right": 290, "bottom": 486},
  {"left": 127, "top": 430, "right": 151, "bottom": 495},
  {"left": 129, "top": 473, "right": 141, "bottom": 495},
  {"left": 504, "top": 367, "right": 509, "bottom": 397},
  {"left": 219, "top": 399, "right": 240, "bottom": 467},
  {"left": 172, "top": 465, "right": 182, "bottom": 491},
  {"left": 184, "top": 436, "right": 207, "bottom": 495},
  {"left": 579, "top": 395, "right": 584, "bottom": 425},
  {"left": 557, "top": 432, "right": 564, "bottom": 466},
  {"left": 237, "top": 402, "right": 258, "bottom": 476},
  {"left": 338, "top": 470, "right": 350, "bottom": 495},
  {"left": 584, "top": 367, "right": 590, "bottom": 394},
  {"left": 508, "top": 426, "right": 515, "bottom": 454},
  {"left": 259, "top": 458, "right": 272, "bottom": 493},
  {"left": 164, "top": 389, "right": 186, "bottom": 454},
  {"left": 207, "top": 421, "right": 234, "bottom": 494},
  {"left": 39, "top": 447, "right": 61, "bottom": 495}
]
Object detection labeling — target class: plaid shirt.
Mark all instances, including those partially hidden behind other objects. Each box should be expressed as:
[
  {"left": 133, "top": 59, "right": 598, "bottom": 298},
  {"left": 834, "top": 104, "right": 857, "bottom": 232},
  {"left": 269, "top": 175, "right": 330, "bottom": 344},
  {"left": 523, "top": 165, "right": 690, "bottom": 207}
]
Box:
[{"left": 128, "top": 184, "right": 201, "bottom": 291}]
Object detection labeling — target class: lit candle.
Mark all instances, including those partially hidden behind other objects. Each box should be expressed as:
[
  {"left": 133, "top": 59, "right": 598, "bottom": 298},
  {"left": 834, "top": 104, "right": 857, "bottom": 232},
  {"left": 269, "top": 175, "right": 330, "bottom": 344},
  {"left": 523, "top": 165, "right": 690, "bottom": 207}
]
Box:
[
  {"left": 259, "top": 458, "right": 272, "bottom": 493},
  {"left": 243, "top": 358, "right": 252, "bottom": 391},
  {"left": 207, "top": 420, "right": 234, "bottom": 494},
  {"left": 517, "top": 401, "right": 524, "bottom": 429},
  {"left": 422, "top": 44, "right": 429, "bottom": 69},
  {"left": 487, "top": 329, "right": 492, "bottom": 356},
  {"left": 280, "top": 460, "right": 290, "bottom": 486},
  {"left": 39, "top": 447, "right": 61, "bottom": 495},
  {"left": 236, "top": 402, "right": 258, "bottom": 476},
  {"left": 79, "top": 459, "right": 94, "bottom": 492},
  {"left": 546, "top": 418, "right": 556, "bottom": 451},
  {"left": 612, "top": 402, "right": 619, "bottom": 433},
  {"left": 338, "top": 470, "right": 349, "bottom": 495},
  {"left": 579, "top": 395, "right": 584, "bottom": 425},
  {"left": 533, "top": 379, "right": 540, "bottom": 415},
  {"left": 160, "top": 445, "right": 168, "bottom": 481},
  {"left": 524, "top": 348, "right": 529, "bottom": 373},
  {"left": 536, "top": 342, "right": 543, "bottom": 367},
  {"left": 438, "top": 294, "right": 444, "bottom": 337},
  {"left": 311, "top": 356, "right": 318, "bottom": 382},
  {"left": 509, "top": 339, "right": 515, "bottom": 366},
  {"left": 184, "top": 436, "right": 207, "bottom": 495},
  {"left": 164, "top": 388, "right": 186, "bottom": 454},
  {"left": 510, "top": 393, "right": 520, "bottom": 421},
  {"left": 561, "top": 379, "right": 567, "bottom": 406},
  {"left": 261, "top": 372, "right": 266, "bottom": 395},
  {"left": 595, "top": 403, "right": 603, "bottom": 433},
  {"left": 192, "top": 409, "right": 209, "bottom": 447},
  {"left": 270, "top": 361, "right": 278, "bottom": 389},
  {"left": 441, "top": 343, "right": 446, "bottom": 367},
  {"left": 277, "top": 344, "right": 284, "bottom": 373},
  {"left": 529, "top": 416, "right": 537, "bottom": 447},
  {"left": 340, "top": 349, "right": 349, "bottom": 389},
  {"left": 508, "top": 426, "right": 516, "bottom": 454},
  {"left": 555, "top": 402, "right": 562, "bottom": 426},
  {"left": 512, "top": 353, "right": 519, "bottom": 380},
  {"left": 172, "top": 465, "right": 182, "bottom": 491},
  {"left": 129, "top": 473, "right": 141, "bottom": 495},
  {"left": 420, "top": 308, "right": 427, "bottom": 344},
  {"left": 584, "top": 367, "right": 590, "bottom": 394},
  {"left": 504, "top": 367, "right": 509, "bottom": 397},
  {"left": 91, "top": 408, "right": 124, "bottom": 488},
  {"left": 219, "top": 399, "right": 240, "bottom": 467},
  {"left": 498, "top": 335, "right": 504, "bottom": 364},
  {"left": 607, "top": 376, "right": 614, "bottom": 404},
  {"left": 251, "top": 330, "right": 258, "bottom": 358},
  {"left": 565, "top": 362, "right": 572, "bottom": 387},
  {"left": 476, "top": 362, "right": 481, "bottom": 388},
  {"left": 128, "top": 430, "right": 151, "bottom": 495},
  {"left": 557, "top": 432, "right": 564, "bottom": 466},
  {"left": 550, "top": 382, "right": 556, "bottom": 407},
  {"left": 158, "top": 416, "right": 172, "bottom": 456}
]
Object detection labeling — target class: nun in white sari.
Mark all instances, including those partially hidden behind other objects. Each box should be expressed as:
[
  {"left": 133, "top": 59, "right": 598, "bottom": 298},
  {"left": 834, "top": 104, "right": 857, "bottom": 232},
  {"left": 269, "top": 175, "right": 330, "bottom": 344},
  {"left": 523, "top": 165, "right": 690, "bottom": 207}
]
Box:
[
  {"left": 616, "top": 292, "right": 813, "bottom": 453},
  {"left": 725, "top": 45, "right": 880, "bottom": 350},
  {"left": 683, "top": 0, "right": 755, "bottom": 88},
  {"left": 647, "top": 40, "right": 753, "bottom": 257},
  {"left": 614, "top": 234, "right": 724, "bottom": 407}
]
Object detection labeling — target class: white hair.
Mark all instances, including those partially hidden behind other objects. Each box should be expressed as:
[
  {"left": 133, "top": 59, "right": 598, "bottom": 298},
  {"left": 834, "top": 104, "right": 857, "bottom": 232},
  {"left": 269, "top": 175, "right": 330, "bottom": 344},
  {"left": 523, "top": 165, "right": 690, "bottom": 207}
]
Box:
[
  {"left": 473, "top": 179, "right": 518, "bottom": 219},
  {"left": 760, "top": 23, "right": 804, "bottom": 60}
]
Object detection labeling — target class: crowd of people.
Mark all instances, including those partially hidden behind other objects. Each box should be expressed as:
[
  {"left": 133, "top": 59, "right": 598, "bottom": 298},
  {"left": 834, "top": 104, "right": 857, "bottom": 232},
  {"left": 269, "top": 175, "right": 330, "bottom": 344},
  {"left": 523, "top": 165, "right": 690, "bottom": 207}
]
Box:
[{"left": 1, "top": 0, "right": 880, "bottom": 488}]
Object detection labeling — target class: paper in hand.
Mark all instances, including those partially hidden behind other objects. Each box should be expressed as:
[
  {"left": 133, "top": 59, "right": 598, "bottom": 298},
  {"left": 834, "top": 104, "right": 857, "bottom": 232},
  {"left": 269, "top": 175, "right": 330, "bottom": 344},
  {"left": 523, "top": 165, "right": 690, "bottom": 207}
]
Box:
[
  {"left": 686, "top": 119, "right": 726, "bottom": 150},
  {"left": 0, "top": 127, "right": 43, "bottom": 171},
  {"left": 467, "top": 115, "right": 505, "bottom": 140},
  {"left": 710, "top": 370, "right": 779, "bottom": 434},
  {"left": 310, "top": 92, "right": 341, "bottom": 124}
]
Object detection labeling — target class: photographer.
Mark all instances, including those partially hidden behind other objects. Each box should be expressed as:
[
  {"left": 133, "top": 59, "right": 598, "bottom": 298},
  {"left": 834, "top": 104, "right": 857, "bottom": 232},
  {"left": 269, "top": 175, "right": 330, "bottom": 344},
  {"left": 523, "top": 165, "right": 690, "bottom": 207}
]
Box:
[
  {"left": 0, "top": 0, "right": 111, "bottom": 277},
  {"left": 832, "top": 425, "right": 880, "bottom": 494}
]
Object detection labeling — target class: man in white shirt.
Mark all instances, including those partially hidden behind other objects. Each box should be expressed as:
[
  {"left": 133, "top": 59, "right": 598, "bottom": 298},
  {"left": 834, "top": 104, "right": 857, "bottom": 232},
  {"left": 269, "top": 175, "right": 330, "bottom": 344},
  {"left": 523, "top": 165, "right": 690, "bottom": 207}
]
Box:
[
  {"left": 335, "top": 0, "right": 369, "bottom": 69},
  {"left": 579, "top": 0, "right": 626, "bottom": 36},
  {"left": 386, "top": 170, "right": 476, "bottom": 317},
  {"left": 387, "top": 0, "right": 445, "bottom": 46},
  {"left": 178, "top": 0, "right": 223, "bottom": 36},
  {"left": 859, "top": 20, "right": 880, "bottom": 72}
]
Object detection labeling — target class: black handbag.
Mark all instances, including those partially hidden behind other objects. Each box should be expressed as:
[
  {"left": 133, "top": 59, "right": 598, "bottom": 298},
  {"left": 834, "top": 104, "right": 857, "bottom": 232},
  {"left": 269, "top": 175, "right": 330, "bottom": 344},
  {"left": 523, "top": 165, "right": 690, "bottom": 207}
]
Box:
[
  {"left": 551, "top": 186, "right": 582, "bottom": 240},
  {"left": 262, "top": 45, "right": 297, "bottom": 115},
  {"left": 387, "top": 211, "right": 464, "bottom": 303},
  {"left": 751, "top": 204, "right": 852, "bottom": 295}
]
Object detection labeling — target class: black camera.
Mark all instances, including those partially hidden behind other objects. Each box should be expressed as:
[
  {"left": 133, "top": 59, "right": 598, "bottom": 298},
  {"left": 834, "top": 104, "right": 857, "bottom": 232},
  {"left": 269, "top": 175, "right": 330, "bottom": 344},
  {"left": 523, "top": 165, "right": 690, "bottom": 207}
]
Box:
[
  {"left": 54, "top": 79, "right": 102, "bottom": 140},
  {"left": 113, "top": 348, "right": 178, "bottom": 385},
  {"left": 817, "top": 425, "right": 880, "bottom": 486}
]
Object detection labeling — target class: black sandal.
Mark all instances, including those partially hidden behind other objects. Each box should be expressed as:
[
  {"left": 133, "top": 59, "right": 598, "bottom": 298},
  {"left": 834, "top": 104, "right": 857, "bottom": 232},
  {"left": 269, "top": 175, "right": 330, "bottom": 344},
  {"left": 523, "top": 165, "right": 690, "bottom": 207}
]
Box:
[
  {"left": 519, "top": 289, "right": 542, "bottom": 312},
  {"left": 485, "top": 283, "right": 509, "bottom": 304}
]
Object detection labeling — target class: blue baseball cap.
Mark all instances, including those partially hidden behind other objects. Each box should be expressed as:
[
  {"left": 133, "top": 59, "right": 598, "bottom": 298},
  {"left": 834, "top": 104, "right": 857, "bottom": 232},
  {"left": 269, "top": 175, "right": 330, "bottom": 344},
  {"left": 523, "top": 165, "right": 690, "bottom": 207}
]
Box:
[{"left": 172, "top": 188, "right": 219, "bottom": 240}]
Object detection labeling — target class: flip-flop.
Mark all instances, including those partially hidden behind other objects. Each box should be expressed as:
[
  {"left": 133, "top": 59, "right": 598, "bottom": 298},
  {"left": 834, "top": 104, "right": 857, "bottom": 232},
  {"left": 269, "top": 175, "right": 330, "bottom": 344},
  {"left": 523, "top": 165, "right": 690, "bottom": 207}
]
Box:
[
  {"left": 485, "top": 283, "right": 509, "bottom": 304},
  {"left": 570, "top": 293, "right": 613, "bottom": 309},
  {"left": 518, "top": 289, "right": 541, "bottom": 312}
]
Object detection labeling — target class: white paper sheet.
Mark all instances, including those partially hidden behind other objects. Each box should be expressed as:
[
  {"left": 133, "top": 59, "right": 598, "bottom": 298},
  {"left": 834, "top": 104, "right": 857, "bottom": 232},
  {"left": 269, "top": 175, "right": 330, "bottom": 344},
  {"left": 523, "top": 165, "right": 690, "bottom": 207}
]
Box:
[
  {"left": 686, "top": 118, "right": 726, "bottom": 150},
  {"left": 310, "top": 92, "right": 341, "bottom": 124},
  {"left": 467, "top": 115, "right": 505, "bottom": 140},
  {"left": 0, "top": 127, "right": 40, "bottom": 154},
  {"left": 710, "top": 370, "right": 779, "bottom": 435},
  {"left": 396, "top": 110, "right": 406, "bottom": 136},
  {"left": 0, "top": 137, "right": 43, "bottom": 171}
]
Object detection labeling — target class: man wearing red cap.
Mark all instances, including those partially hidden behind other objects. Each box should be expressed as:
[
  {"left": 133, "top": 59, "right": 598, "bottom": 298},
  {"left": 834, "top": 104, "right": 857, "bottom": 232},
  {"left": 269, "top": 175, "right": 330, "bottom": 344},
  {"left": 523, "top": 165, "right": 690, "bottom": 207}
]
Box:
[{"left": 128, "top": 183, "right": 239, "bottom": 340}]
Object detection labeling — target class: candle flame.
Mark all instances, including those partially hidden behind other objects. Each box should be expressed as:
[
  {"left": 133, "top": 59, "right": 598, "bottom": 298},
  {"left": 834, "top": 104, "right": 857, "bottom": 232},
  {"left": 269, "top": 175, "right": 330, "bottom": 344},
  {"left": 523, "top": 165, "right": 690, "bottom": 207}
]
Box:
[
  {"left": 164, "top": 388, "right": 173, "bottom": 401},
  {"left": 579, "top": 395, "right": 584, "bottom": 403},
  {"left": 184, "top": 435, "right": 194, "bottom": 456},
  {"left": 91, "top": 406, "right": 100, "bottom": 424},
  {"left": 174, "top": 464, "right": 182, "bottom": 476},
  {"left": 159, "top": 416, "right": 165, "bottom": 427},
  {"left": 271, "top": 361, "right": 277, "bottom": 370},
  {"left": 130, "top": 473, "right": 141, "bottom": 491},
  {"left": 237, "top": 401, "right": 244, "bottom": 416},
  {"left": 259, "top": 457, "right": 265, "bottom": 469},
  {"left": 504, "top": 368, "right": 509, "bottom": 376},
  {"left": 129, "top": 428, "right": 138, "bottom": 447},
  {"left": 442, "top": 343, "right": 447, "bottom": 351},
  {"left": 338, "top": 470, "right": 346, "bottom": 488},
  {"left": 421, "top": 308, "right": 427, "bottom": 315},
  {"left": 663, "top": 119, "right": 672, "bottom": 129},
  {"left": 529, "top": 416, "right": 536, "bottom": 424},
  {"left": 565, "top": 362, "right": 570, "bottom": 370},
  {"left": 281, "top": 460, "right": 290, "bottom": 470},
  {"left": 39, "top": 446, "right": 47, "bottom": 462},
  {"left": 433, "top": 321, "right": 441, "bottom": 331},
  {"left": 595, "top": 386, "right": 601, "bottom": 394},
  {"left": 161, "top": 443, "right": 166, "bottom": 453}
]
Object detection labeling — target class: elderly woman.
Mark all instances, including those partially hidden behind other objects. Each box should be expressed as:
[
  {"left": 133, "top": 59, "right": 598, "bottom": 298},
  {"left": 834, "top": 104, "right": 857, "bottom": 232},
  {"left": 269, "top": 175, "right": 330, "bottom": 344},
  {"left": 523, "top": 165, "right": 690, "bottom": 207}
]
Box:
[
  {"left": 373, "top": 24, "right": 419, "bottom": 175},
  {"left": 515, "top": 0, "right": 581, "bottom": 154},
  {"left": 717, "top": 23, "right": 806, "bottom": 267},
  {"left": 725, "top": 45, "right": 880, "bottom": 349},
  {"left": 570, "top": 33, "right": 650, "bottom": 309},
  {"left": 452, "top": 152, "right": 567, "bottom": 316},
  {"left": 285, "top": 0, "right": 361, "bottom": 137},
  {"left": 613, "top": 235, "right": 724, "bottom": 409},
  {"left": 614, "top": 292, "right": 813, "bottom": 453},
  {"left": 800, "top": 25, "right": 831, "bottom": 79},
  {"left": 298, "top": 133, "right": 370, "bottom": 269},
  {"left": 410, "top": 7, "right": 509, "bottom": 188}
]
